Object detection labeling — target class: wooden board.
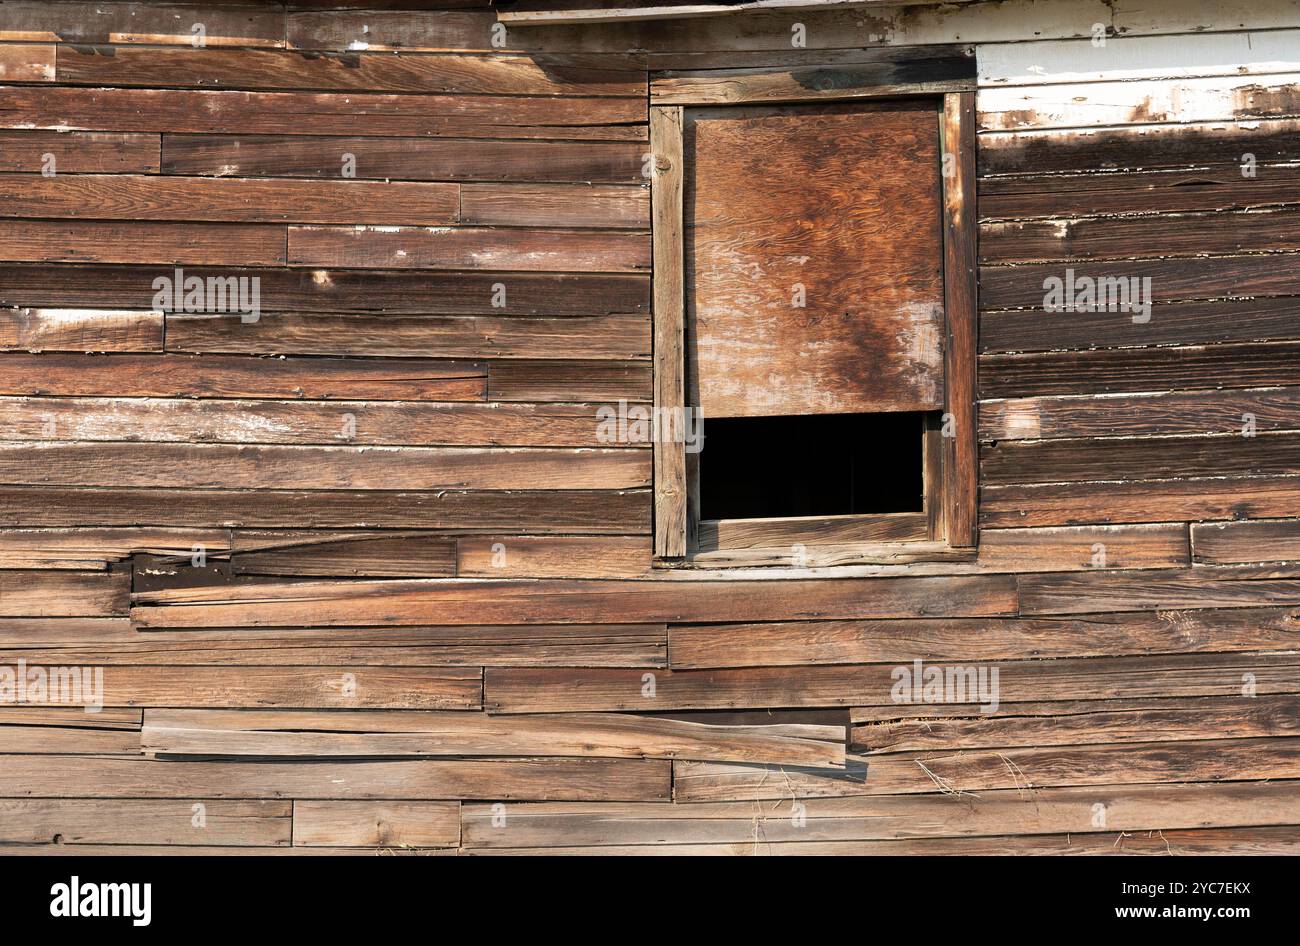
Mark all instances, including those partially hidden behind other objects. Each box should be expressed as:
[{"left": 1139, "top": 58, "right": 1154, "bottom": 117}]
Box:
[{"left": 686, "top": 100, "right": 944, "bottom": 417}]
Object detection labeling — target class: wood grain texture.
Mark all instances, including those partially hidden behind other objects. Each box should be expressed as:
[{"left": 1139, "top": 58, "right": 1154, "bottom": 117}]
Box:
[
  {"left": 0, "top": 442, "right": 650, "bottom": 490},
  {"left": 941, "top": 91, "right": 978, "bottom": 546},
  {"left": 162, "top": 134, "right": 648, "bottom": 183},
  {"left": 0, "top": 756, "right": 672, "bottom": 801},
  {"left": 0, "top": 175, "right": 460, "bottom": 226},
  {"left": 667, "top": 603, "right": 1295, "bottom": 669},
  {"left": 142, "top": 709, "right": 847, "bottom": 767},
  {"left": 291, "top": 801, "right": 460, "bottom": 848},
  {"left": 131, "top": 574, "right": 1018, "bottom": 628},
  {"left": 651, "top": 106, "right": 687, "bottom": 559},
  {"left": 1, "top": 309, "right": 162, "bottom": 353},
  {"left": 0, "top": 86, "right": 646, "bottom": 139},
  {"left": 686, "top": 100, "right": 943, "bottom": 417}
]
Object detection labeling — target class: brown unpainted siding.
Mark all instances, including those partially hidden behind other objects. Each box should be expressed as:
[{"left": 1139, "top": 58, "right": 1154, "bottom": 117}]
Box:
[{"left": 0, "top": 0, "right": 1297, "bottom": 854}]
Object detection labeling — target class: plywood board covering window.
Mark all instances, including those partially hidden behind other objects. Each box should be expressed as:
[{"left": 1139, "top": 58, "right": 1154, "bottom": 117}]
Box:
[
  {"left": 687, "top": 102, "right": 945, "bottom": 418},
  {"left": 652, "top": 87, "right": 977, "bottom": 569}
]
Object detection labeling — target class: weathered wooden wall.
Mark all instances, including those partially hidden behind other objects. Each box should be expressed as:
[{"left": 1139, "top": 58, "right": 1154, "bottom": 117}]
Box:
[{"left": 0, "top": 0, "right": 1297, "bottom": 854}]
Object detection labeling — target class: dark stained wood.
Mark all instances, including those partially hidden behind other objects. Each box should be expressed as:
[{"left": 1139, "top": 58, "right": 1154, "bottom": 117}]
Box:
[
  {"left": 0, "top": 264, "right": 648, "bottom": 315},
  {"left": 980, "top": 341, "right": 1300, "bottom": 399},
  {"left": 287, "top": 225, "right": 649, "bottom": 272},
  {"left": 0, "top": 354, "right": 488, "bottom": 401},
  {"left": 56, "top": 46, "right": 644, "bottom": 97},
  {"left": 981, "top": 205, "right": 1300, "bottom": 264},
  {"left": 0, "top": 221, "right": 286, "bottom": 266},
  {"left": 981, "top": 387, "right": 1300, "bottom": 441},
  {"left": 980, "top": 119, "right": 1300, "bottom": 177},
  {"left": 459, "top": 183, "right": 648, "bottom": 229},
  {"left": 979, "top": 165, "right": 1300, "bottom": 219},
  {"left": 980, "top": 296, "right": 1300, "bottom": 354},
  {"left": 487, "top": 360, "right": 651, "bottom": 402},
  {"left": 687, "top": 100, "right": 944, "bottom": 417},
  {"left": 0, "top": 487, "right": 650, "bottom": 531},
  {"left": 982, "top": 476, "right": 1300, "bottom": 529},
  {"left": 0, "top": 174, "right": 460, "bottom": 226},
  {"left": 0, "top": 130, "right": 158, "bottom": 172},
  {"left": 0, "top": 2, "right": 286, "bottom": 47},
  {"left": 652, "top": 54, "right": 974, "bottom": 105},
  {"left": 1193, "top": 519, "right": 1300, "bottom": 565},
  {"left": 165, "top": 313, "right": 650, "bottom": 361},
  {"left": 982, "top": 432, "right": 1300, "bottom": 485},
  {"left": 0, "top": 86, "right": 646, "bottom": 139},
  {"left": 980, "top": 255, "right": 1300, "bottom": 310},
  {"left": 162, "top": 134, "right": 648, "bottom": 183}
]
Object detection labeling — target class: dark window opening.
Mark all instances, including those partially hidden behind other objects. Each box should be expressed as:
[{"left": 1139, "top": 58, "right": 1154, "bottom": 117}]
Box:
[{"left": 698, "top": 412, "right": 926, "bottom": 521}]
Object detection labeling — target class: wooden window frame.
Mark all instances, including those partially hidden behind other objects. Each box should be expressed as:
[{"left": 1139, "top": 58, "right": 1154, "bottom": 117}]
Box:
[{"left": 650, "top": 61, "right": 978, "bottom": 569}]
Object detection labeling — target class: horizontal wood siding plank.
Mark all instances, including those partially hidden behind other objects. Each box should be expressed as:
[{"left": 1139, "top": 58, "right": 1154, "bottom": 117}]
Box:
[
  {"left": 286, "top": 225, "right": 649, "bottom": 272},
  {"left": 0, "top": 487, "right": 650, "bottom": 531},
  {"left": 0, "top": 3, "right": 286, "bottom": 47},
  {"left": 164, "top": 314, "right": 651, "bottom": 361},
  {"left": 56, "top": 47, "right": 643, "bottom": 97},
  {"left": 9, "top": 665, "right": 483, "bottom": 710},
  {"left": 0, "top": 264, "right": 649, "bottom": 315},
  {"left": 0, "top": 397, "right": 629, "bottom": 448},
  {"left": 0, "top": 354, "right": 487, "bottom": 401},
  {"left": 0, "top": 175, "right": 460, "bottom": 226},
  {"left": 162, "top": 135, "right": 648, "bottom": 183},
  {"left": 0, "top": 86, "right": 646, "bottom": 138},
  {"left": 0, "top": 755, "right": 672, "bottom": 801},
  {"left": 669, "top": 603, "right": 1295, "bottom": 669},
  {"left": 0, "top": 442, "right": 650, "bottom": 490},
  {"left": 484, "top": 653, "right": 1300, "bottom": 712},
  {"left": 131, "top": 574, "right": 1019, "bottom": 629},
  {"left": 10, "top": 622, "right": 665, "bottom": 669},
  {"left": 982, "top": 476, "right": 1300, "bottom": 528},
  {"left": 0, "top": 799, "right": 291, "bottom": 846},
  {"left": 982, "top": 388, "right": 1300, "bottom": 440},
  {"left": 0, "top": 569, "right": 128, "bottom": 617},
  {"left": 1193, "top": 519, "right": 1300, "bottom": 564},
  {"left": 0, "top": 221, "right": 286, "bottom": 266},
  {"left": 673, "top": 736, "right": 1300, "bottom": 799},
  {"left": 0, "top": 130, "right": 159, "bottom": 172},
  {"left": 981, "top": 432, "right": 1300, "bottom": 485},
  {"left": 2, "top": 309, "right": 162, "bottom": 353},
  {"left": 291, "top": 801, "right": 460, "bottom": 848},
  {"left": 460, "top": 781, "right": 1300, "bottom": 846},
  {"left": 142, "top": 709, "right": 846, "bottom": 767}
]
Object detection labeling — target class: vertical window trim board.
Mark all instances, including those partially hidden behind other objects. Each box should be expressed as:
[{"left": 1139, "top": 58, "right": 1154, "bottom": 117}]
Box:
[
  {"left": 651, "top": 105, "right": 688, "bottom": 561},
  {"left": 650, "top": 85, "right": 978, "bottom": 567},
  {"left": 940, "top": 90, "right": 979, "bottom": 549}
]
